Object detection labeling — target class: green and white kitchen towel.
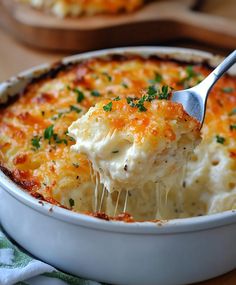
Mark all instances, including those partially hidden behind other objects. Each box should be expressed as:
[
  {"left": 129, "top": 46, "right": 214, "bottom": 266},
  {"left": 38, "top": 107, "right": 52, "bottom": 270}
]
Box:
[{"left": 0, "top": 226, "right": 101, "bottom": 285}]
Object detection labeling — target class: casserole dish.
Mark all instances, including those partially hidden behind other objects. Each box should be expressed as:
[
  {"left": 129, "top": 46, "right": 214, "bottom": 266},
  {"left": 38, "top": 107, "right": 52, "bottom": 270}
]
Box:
[{"left": 0, "top": 47, "right": 236, "bottom": 285}]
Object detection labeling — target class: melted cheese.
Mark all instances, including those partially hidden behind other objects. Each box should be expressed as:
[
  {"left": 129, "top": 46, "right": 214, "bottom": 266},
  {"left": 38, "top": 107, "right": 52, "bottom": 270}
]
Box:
[
  {"left": 0, "top": 55, "right": 235, "bottom": 221},
  {"left": 69, "top": 98, "right": 201, "bottom": 218}
]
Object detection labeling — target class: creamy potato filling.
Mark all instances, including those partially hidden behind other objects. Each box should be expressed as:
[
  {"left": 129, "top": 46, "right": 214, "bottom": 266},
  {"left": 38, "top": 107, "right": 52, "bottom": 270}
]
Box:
[{"left": 69, "top": 97, "right": 201, "bottom": 216}]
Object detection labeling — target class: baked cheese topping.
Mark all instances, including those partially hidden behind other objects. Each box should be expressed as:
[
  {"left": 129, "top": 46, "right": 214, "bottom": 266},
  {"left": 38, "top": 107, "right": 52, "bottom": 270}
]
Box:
[
  {"left": 69, "top": 98, "right": 200, "bottom": 203},
  {"left": 0, "top": 55, "right": 235, "bottom": 221},
  {"left": 18, "top": 0, "right": 144, "bottom": 17}
]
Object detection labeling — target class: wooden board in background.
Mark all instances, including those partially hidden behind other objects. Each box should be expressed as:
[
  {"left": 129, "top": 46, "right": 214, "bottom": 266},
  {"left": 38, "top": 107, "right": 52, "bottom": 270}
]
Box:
[{"left": 0, "top": 0, "right": 235, "bottom": 52}]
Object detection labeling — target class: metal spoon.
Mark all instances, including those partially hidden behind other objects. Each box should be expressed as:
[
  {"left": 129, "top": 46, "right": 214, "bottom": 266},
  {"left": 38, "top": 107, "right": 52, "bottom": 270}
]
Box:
[{"left": 171, "top": 50, "right": 236, "bottom": 125}]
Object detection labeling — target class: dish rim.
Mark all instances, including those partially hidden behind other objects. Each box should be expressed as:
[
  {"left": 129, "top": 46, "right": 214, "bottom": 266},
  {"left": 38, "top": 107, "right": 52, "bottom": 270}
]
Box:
[{"left": 1, "top": 46, "right": 236, "bottom": 235}]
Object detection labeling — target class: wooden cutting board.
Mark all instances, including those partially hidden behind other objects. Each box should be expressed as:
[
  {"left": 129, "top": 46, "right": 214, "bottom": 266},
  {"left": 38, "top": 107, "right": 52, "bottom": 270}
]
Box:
[{"left": 0, "top": 0, "right": 235, "bottom": 51}]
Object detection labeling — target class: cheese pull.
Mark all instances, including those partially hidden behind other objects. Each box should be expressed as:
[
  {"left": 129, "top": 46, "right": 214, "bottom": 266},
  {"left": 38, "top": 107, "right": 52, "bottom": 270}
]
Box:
[{"left": 69, "top": 97, "right": 201, "bottom": 200}]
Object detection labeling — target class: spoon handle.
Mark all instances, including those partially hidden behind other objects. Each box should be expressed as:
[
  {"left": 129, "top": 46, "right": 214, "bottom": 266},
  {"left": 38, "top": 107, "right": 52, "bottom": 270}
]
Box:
[
  {"left": 213, "top": 50, "right": 236, "bottom": 78},
  {"left": 195, "top": 50, "right": 236, "bottom": 95}
]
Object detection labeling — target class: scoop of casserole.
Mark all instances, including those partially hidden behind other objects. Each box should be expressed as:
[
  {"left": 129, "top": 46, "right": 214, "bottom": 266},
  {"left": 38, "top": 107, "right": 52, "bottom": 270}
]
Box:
[{"left": 69, "top": 96, "right": 201, "bottom": 196}]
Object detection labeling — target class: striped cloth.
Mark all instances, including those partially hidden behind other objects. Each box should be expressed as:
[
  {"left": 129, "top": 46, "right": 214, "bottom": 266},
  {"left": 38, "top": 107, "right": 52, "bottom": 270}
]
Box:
[{"left": 0, "top": 226, "right": 102, "bottom": 285}]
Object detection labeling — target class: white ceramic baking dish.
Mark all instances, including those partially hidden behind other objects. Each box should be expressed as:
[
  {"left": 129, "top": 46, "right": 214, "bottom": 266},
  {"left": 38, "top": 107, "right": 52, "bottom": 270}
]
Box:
[{"left": 0, "top": 47, "right": 236, "bottom": 285}]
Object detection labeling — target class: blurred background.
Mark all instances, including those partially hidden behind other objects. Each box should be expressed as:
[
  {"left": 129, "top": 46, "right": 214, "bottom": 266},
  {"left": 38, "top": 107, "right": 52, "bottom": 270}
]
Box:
[{"left": 0, "top": 0, "right": 235, "bottom": 82}]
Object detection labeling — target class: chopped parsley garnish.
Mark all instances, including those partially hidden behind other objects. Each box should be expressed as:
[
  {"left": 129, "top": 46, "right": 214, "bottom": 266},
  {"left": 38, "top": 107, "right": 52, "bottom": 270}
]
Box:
[
  {"left": 51, "top": 112, "right": 65, "bottom": 121},
  {"left": 126, "top": 85, "right": 172, "bottom": 112},
  {"left": 113, "top": 96, "right": 121, "bottom": 101},
  {"left": 103, "top": 102, "right": 113, "bottom": 112},
  {"left": 70, "top": 105, "right": 82, "bottom": 114},
  {"left": 69, "top": 198, "right": 75, "bottom": 208},
  {"left": 121, "top": 82, "right": 128, "bottom": 89},
  {"left": 91, "top": 90, "right": 101, "bottom": 97},
  {"left": 54, "top": 135, "right": 68, "bottom": 145},
  {"left": 154, "top": 73, "right": 163, "bottom": 83},
  {"left": 146, "top": 85, "right": 171, "bottom": 101},
  {"left": 44, "top": 125, "right": 54, "bottom": 140},
  {"left": 216, "top": 135, "right": 225, "bottom": 144},
  {"left": 179, "top": 66, "right": 202, "bottom": 88},
  {"left": 74, "top": 88, "right": 85, "bottom": 103},
  {"left": 31, "top": 136, "right": 41, "bottom": 150},
  {"left": 73, "top": 163, "right": 79, "bottom": 168},
  {"left": 230, "top": 124, "right": 236, "bottom": 131},
  {"left": 67, "top": 135, "right": 76, "bottom": 142},
  {"left": 229, "top": 108, "right": 236, "bottom": 116},
  {"left": 222, "top": 87, "right": 234, "bottom": 93},
  {"left": 127, "top": 97, "right": 147, "bottom": 112},
  {"left": 137, "top": 103, "right": 147, "bottom": 112},
  {"left": 126, "top": 97, "right": 136, "bottom": 107},
  {"left": 158, "top": 85, "right": 171, "bottom": 100},
  {"left": 102, "top": 72, "right": 112, "bottom": 82},
  {"left": 136, "top": 97, "right": 147, "bottom": 112},
  {"left": 149, "top": 72, "right": 162, "bottom": 84},
  {"left": 186, "top": 66, "right": 197, "bottom": 78},
  {"left": 147, "top": 85, "right": 157, "bottom": 97},
  {"left": 44, "top": 125, "right": 67, "bottom": 145}
]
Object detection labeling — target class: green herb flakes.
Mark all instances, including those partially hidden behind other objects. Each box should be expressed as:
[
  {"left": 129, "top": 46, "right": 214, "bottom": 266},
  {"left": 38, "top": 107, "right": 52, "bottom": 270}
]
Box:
[
  {"left": 102, "top": 72, "right": 112, "bottom": 82},
  {"left": 229, "top": 108, "right": 236, "bottom": 116},
  {"left": 179, "top": 66, "right": 202, "bottom": 88},
  {"left": 126, "top": 96, "right": 147, "bottom": 112},
  {"left": 113, "top": 96, "right": 121, "bottom": 101},
  {"left": 74, "top": 88, "right": 85, "bottom": 103},
  {"left": 125, "top": 84, "right": 172, "bottom": 112},
  {"left": 103, "top": 102, "right": 113, "bottom": 112},
  {"left": 31, "top": 136, "right": 41, "bottom": 150},
  {"left": 137, "top": 103, "right": 147, "bottom": 112},
  {"left": 44, "top": 125, "right": 67, "bottom": 145},
  {"left": 70, "top": 105, "right": 82, "bottom": 114},
  {"left": 222, "top": 87, "right": 234, "bottom": 93},
  {"left": 147, "top": 85, "right": 157, "bottom": 97},
  {"left": 158, "top": 85, "right": 171, "bottom": 100},
  {"left": 51, "top": 112, "right": 65, "bottom": 121},
  {"left": 146, "top": 85, "right": 171, "bottom": 101},
  {"left": 149, "top": 72, "right": 162, "bottom": 84},
  {"left": 69, "top": 198, "right": 75, "bottom": 208},
  {"left": 186, "top": 66, "right": 196, "bottom": 78},
  {"left": 44, "top": 125, "right": 54, "bottom": 140},
  {"left": 67, "top": 136, "right": 76, "bottom": 142},
  {"left": 122, "top": 82, "right": 128, "bottom": 89},
  {"left": 216, "top": 135, "right": 225, "bottom": 144},
  {"left": 136, "top": 97, "right": 147, "bottom": 112},
  {"left": 230, "top": 124, "right": 236, "bottom": 131},
  {"left": 91, "top": 90, "right": 101, "bottom": 97},
  {"left": 55, "top": 137, "right": 68, "bottom": 145},
  {"left": 126, "top": 97, "right": 136, "bottom": 107}
]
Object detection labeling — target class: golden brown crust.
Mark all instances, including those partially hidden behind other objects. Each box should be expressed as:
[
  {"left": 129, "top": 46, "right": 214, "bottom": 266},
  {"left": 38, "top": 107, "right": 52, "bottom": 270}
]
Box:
[
  {"left": 0, "top": 55, "right": 235, "bottom": 221},
  {"left": 89, "top": 98, "right": 200, "bottom": 144}
]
